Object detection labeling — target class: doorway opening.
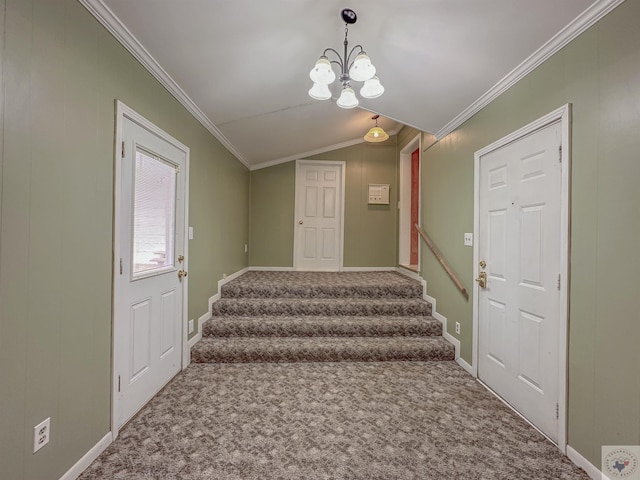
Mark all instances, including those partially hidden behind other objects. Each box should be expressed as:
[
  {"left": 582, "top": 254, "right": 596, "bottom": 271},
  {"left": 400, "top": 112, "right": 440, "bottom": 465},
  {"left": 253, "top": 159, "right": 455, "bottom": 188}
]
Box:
[{"left": 399, "top": 134, "right": 421, "bottom": 272}]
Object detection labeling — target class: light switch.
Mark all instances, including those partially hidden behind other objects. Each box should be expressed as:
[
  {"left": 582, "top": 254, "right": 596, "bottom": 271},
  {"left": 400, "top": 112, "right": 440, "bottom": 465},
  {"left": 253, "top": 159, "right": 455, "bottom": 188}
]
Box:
[
  {"left": 464, "top": 233, "right": 473, "bottom": 247},
  {"left": 188, "top": 227, "right": 194, "bottom": 240}
]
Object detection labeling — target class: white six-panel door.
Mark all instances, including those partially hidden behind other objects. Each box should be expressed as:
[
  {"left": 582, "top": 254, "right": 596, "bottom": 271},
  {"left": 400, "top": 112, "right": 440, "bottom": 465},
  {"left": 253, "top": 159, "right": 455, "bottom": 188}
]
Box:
[
  {"left": 115, "top": 108, "right": 188, "bottom": 430},
  {"left": 477, "top": 121, "right": 563, "bottom": 443},
  {"left": 294, "top": 161, "right": 344, "bottom": 271}
]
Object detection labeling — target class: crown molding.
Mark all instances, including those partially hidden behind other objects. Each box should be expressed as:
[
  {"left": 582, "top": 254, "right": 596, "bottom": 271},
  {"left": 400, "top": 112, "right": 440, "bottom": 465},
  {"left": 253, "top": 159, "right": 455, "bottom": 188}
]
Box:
[
  {"left": 79, "top": 0, "right": 251, "bottom": 169},
  {"left": 250, "top": 127, "right": 400, "bottom": 172},
  {"left": 434, "top": 0, "right": 626, "bottom": 140}
]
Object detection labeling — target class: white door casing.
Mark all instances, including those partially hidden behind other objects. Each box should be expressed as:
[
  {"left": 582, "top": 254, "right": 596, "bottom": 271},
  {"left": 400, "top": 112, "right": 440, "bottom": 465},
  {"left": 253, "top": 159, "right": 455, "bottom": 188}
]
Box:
[
  {"left": 113, "top": 102, "right": 190, "bottom": 435},
  {"left": 399, "top": 134, "right": 421, "bottom": 268},
  {"left": 473, "top": 105, "right": 570, "bottom": 450},
  {"left": 294, "top": 160, "right": 345, "bottom": 271}
]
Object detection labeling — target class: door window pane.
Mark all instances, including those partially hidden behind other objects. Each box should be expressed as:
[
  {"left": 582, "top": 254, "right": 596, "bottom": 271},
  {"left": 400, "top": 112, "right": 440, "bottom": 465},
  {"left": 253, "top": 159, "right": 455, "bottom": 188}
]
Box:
[{"left": 132, "top": 149, "right": 177, "bottom": 276}]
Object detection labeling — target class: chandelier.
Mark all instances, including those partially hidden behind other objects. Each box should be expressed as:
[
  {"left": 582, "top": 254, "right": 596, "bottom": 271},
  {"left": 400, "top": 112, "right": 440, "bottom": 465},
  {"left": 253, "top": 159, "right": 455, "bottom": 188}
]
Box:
[{"left": 308, "top": 9, "right": 384, "bottom": 109}]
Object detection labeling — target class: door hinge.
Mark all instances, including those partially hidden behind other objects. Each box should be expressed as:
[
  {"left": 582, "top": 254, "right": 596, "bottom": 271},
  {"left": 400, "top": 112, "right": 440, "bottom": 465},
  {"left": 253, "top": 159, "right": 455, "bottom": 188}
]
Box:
[
  {"left": 556, "top": 403, "right": 560, "bottom": 420},
  {"left": 120, "top": 258, "right": 123, "bottom": 275},
  {"left": 558, "top": 145, "right": 562, "bottom": 163},
  {"left": 118, "top": 375, "right": 121, "bottom": 393},
  {"left": 121, "top": 140, "right": 125, "bottom": 159},
  {"left": 557, "top": 273, "right": 561, "bottom": 290}
]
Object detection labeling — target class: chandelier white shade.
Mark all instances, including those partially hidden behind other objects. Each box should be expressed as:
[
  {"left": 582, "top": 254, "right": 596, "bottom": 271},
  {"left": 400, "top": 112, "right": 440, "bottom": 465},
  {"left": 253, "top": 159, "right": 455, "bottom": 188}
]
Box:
[
  {"left": 337, "top": 87, "right": 358, "bottom": 109},
  {"left": 308, "top": 82, "right": 332, "bottom": 100},
  {"left": 308, "top": 9, "right": 384, "bottom": 109}
]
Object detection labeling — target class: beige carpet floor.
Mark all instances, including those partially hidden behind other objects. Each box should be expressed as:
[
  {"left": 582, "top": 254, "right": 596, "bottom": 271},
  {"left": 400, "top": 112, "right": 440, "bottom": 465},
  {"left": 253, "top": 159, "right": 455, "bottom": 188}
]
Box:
[{"left": 79, "top": 361, "right": 589, "bottom": 480}]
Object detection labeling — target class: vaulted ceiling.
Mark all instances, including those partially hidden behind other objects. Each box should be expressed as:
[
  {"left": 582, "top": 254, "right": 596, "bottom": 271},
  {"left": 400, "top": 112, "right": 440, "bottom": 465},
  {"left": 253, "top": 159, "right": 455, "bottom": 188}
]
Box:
[{"left": 84, "top": 0, "right": 603, "bottom": 169}]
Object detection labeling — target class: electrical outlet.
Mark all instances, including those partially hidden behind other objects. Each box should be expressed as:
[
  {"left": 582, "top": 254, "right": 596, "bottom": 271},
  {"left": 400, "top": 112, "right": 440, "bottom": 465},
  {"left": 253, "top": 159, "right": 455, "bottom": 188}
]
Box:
[
  {"left": 188, "top": 319, "right": 194, "bottom": 335},
  {"left": 455, "top": 322, "right": 461, "bottom": 335},
  {"left": 464, "top": 233, "right": 473, "bottom": 247},
  {"left": 33, "top": 417, "right": 50, "bottom": 453}
]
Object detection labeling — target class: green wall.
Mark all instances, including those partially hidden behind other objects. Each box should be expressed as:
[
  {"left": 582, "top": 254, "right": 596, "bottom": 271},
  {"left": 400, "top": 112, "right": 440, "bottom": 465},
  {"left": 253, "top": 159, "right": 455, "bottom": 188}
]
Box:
[
  {"left": 249, "top": 139, "right": 398, "bottom": 268},
  {"left": 0, "top": 1, "right": 249, "bottom": 479},
  {"left": 420, "top": 0, "right": 640, "bottom": 468}
]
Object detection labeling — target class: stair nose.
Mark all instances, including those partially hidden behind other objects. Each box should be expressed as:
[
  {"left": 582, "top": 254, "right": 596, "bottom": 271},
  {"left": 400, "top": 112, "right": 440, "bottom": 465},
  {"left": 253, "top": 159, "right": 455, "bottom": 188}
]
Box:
[
  {"left": 191, "top": 337, "right": 455, "bottom": 364},
  {"left": 211, "top": 298, "right": 432, "bottom": 317},
  {"left": 202, "top": 316, "right": 443, "bottom": 338}
]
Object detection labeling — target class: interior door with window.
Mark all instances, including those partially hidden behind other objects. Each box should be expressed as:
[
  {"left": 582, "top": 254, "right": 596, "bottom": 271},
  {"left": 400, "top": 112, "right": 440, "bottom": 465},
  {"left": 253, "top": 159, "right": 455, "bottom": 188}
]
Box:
[{"left": 115, "top": 113, "right": 187, "bottom": 429}]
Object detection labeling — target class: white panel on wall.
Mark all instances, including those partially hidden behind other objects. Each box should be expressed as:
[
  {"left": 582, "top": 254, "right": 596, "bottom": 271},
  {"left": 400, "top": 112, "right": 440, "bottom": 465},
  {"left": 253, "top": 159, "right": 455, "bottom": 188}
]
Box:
[
  {"left": 160, "top": 290, "right": 176, "bottom": 358},
  {"left": 130, "top": 299, "right": 151, "bottom": 382}
]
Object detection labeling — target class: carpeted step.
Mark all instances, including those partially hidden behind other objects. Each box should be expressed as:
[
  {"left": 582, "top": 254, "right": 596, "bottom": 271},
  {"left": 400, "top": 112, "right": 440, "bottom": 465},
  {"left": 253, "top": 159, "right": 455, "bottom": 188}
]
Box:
[
  {"left": 202, "top": 315, "right": 443, "bottom": 338},
  {"left": 211, "top": 298, "right": 432, "bottom": 317},
  {"left": 190, "top": 336, "right": 455, "bottom": 363},
  {"left": 220, "top": 271, "right": 423, "bottom": 299}
]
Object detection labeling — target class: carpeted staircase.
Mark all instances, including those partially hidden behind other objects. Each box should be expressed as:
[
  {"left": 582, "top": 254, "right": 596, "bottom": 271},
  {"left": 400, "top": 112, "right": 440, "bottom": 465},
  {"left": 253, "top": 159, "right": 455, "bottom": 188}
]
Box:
[{"left": 191, "top": 271, "right": 455, "bottom": 363}]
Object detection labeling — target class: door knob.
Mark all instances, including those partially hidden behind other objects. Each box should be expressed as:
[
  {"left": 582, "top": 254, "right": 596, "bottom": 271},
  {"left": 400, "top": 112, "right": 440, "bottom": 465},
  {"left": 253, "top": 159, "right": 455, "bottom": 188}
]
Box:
[
  {"left": 178, "top": 270, "right": 188, "bottom": 279},
  {"left": 475, "top": 271, "right": 487, "bottom": 288},
  {"left": 299, "top": 220, "right": 304, "bottom": 225}
]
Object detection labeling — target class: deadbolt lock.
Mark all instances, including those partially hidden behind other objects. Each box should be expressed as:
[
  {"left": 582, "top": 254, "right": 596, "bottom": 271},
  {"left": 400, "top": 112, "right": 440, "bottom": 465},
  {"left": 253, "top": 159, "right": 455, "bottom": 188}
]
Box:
[
  {"left": 479, "top": 260, "right": 486, "bottom": 269},
  {"left": 178, "top": 255, "right": 184, "bottom": 263},
  {"left": 178, "top": 270, "right": 188, "bottom": 279}
]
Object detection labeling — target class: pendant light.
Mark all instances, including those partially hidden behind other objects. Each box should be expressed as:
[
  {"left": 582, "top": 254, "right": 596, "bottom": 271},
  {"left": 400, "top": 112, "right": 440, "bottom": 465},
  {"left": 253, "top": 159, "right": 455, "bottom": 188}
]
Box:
[{"left": 364, "top": 115, "right": 389, "bottom": 143}]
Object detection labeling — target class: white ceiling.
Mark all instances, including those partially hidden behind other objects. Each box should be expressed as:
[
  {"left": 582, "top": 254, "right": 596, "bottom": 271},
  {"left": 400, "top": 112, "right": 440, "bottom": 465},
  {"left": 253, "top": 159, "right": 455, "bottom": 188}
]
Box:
[{"left": 92, "top": 0, "right": 601, "bottom": 169}]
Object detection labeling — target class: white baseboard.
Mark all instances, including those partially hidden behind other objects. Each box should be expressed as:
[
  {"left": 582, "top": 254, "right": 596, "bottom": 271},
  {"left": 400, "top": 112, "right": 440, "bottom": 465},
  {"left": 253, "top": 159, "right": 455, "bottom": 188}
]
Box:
[
  {"left": 395, "top": 266, "right": 422, "bottom": 281},
  {"left": 248, "top": 266, "right": 294, "bottom": 271},
  {"left": 188, "top": 311, "right": 209, "bottom": 349},
  {"left": 210, "top": 267, "right": 250, "bottom": 303},
  {"left": 341, "top": 266, "right": 397, "bottom": 272},
  {"left": 456, "top": 356, "right": 474, "bottom": 375},
  {"left": 59, "top": 432, "right": 112, "bottom": 480},
  {"left": 567, "top": 445, "right": 604, "bottom": 480}
]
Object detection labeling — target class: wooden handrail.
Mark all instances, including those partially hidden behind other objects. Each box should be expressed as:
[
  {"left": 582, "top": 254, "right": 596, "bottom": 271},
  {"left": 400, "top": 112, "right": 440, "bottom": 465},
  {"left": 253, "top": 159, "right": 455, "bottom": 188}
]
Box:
[{"left": 415, "top": 224, "right": 469, "bottom": 300}]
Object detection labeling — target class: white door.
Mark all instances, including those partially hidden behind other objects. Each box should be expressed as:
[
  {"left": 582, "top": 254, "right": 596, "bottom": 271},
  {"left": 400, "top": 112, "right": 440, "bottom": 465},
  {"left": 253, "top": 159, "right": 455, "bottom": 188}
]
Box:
[
  {"left": 115, "top": 113, "right": 187, "bottom": 429},
  {"left": 477, "top": 121, "right": 562, "bottom": 442},
  {"left": 295, "top": 161, "right": 344, "bottom": 271}
]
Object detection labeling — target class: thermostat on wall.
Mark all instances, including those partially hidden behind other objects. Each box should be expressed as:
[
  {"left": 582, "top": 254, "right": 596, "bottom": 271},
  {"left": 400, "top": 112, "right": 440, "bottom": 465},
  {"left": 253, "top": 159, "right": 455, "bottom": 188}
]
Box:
[{"left": 368, "top": 184, "right": 390, "bottom": 205}]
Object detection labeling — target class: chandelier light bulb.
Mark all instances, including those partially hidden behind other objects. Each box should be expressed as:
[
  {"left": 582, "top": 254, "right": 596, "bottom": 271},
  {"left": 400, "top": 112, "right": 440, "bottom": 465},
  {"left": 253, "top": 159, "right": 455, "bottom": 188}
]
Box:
[
  {"left": 309, "top": 57, "right": 336, "bottom": 85},
  {"left": 360, "top": 76, "right": 385, "bottom": 99},
  {"left": 308, "top": 82, "right": 332, "bottom": 100},
  {"left": 336, "top": 87, "right": 359, "bottom": 109},
  {"left": 349, "top": 52, "right": 376, "bottom": 82}
]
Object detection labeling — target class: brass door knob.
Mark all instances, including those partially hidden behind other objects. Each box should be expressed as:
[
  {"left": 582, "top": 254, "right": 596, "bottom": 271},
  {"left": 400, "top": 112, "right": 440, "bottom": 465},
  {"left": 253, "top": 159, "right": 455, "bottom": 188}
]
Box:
[
  {"left": 475, "top": 271, "right": 487, "bottom": 288},
  {"left": 178, "top": 270, "right": 188, "bottom": 279},
  {"left": 299, "top": 220, "right": 304, "bottom": 225}
]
